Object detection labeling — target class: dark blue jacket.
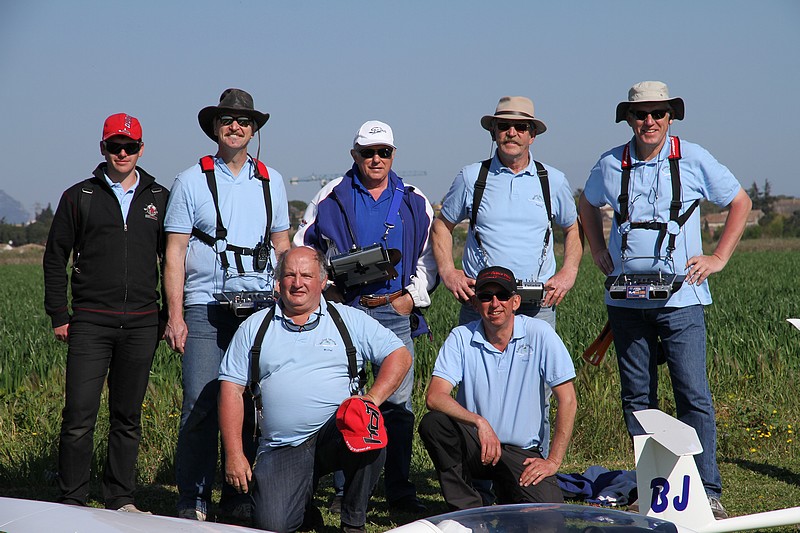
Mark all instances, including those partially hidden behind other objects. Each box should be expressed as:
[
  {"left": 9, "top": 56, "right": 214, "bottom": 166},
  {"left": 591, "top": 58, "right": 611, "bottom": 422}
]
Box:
[{"left": 296, "top": 167, "right": 437, "bottom": 337}]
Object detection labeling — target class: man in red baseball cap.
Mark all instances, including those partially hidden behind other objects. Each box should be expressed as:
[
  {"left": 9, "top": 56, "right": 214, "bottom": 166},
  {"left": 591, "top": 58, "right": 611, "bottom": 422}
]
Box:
[{"left": 44, "top": 113, "right": 168, "bottom": 514}]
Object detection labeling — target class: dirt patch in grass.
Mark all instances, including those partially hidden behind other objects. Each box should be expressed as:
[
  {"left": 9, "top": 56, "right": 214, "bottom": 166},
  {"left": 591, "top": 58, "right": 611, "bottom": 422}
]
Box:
[{"left": 0, "top": 244, "right": 44, "bottom": 265}]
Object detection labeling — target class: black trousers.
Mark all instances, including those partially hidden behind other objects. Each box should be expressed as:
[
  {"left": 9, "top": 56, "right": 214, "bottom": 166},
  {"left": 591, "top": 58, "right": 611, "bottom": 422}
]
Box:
[
  {"left": 418, "top": 411, "right": 563, "bottom": 510},
  {"left": 58, "top": 321, "right": 158, "bottom": 509}
]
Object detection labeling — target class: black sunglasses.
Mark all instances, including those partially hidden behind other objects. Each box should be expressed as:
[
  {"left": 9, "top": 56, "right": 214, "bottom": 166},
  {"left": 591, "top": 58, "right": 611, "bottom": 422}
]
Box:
[
  {"left": 358, "top": 147, "right": 394, "bottom": 159},
  {"left": 104, "top": 140, "right": 141, "bottom": 155},
  {"left": 629, "top": 109, "right": 670, "bottom": 121},
  {"left": 496, "top": 121, "right": 532, "bottom": 132},
  {"left": 219, "top": 115, "right": 253, "bottom": 127},
  {"left": 476, "top": 290, "right": 514, "bottom": 302}
]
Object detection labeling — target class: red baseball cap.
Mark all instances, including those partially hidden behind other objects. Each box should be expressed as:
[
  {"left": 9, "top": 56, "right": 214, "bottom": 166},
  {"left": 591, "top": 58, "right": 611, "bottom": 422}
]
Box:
[
  {"left": 102, "top": 113, "right": 142, "bottom": 141},
  {"left": 335, "top": 397, "right": 387, "bottom": 453}
]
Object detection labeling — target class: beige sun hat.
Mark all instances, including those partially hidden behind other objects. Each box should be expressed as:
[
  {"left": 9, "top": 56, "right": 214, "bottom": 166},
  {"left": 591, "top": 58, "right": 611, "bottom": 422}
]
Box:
[
  {"left": 615, "top": 81, "right": 685, "bottom": 123},
  {"left": 480, "top": 96, "right": 547, "bottom": 135}
]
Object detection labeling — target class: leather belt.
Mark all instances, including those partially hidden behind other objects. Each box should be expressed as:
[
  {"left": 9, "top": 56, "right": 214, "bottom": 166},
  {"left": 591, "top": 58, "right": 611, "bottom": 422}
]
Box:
[{"left": 359, "top": 289, "right": 405, "bottom": 308}]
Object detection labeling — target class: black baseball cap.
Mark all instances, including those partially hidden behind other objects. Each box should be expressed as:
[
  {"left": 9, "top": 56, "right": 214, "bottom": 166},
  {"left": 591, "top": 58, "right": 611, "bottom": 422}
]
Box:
[{"left": 474, "top": 266, "right": 517, "bottom": 293}]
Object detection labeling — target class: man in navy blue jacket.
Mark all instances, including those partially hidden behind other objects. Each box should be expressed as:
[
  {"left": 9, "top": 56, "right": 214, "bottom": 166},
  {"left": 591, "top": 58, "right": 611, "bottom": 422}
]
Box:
[{"left": 295, "top": 120, "right": 437, "bottom": 514}]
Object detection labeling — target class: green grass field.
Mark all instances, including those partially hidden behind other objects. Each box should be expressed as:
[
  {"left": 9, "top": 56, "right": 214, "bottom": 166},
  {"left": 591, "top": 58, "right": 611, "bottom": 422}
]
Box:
[{"left": 1, "top": 242, "right": 799, "bottom": 531}]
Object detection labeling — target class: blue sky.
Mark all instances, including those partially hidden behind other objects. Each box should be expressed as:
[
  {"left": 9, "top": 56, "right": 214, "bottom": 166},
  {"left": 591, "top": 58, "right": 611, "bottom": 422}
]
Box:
[{"left": 1, "top": 0, "right": 798, "bottom": 215}]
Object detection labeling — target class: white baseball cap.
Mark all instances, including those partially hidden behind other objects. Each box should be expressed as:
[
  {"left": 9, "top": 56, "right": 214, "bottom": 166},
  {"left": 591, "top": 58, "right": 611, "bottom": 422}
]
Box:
[{"left": 353, "top": 120, "right": 395, "bottom": 149}]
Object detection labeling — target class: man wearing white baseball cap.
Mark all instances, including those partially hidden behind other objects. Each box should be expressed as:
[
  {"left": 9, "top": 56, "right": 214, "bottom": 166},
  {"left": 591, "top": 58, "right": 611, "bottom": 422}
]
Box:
[
  {"left": 295, "top": 120, "right": 436, "bottom": 514},
  {"left": 579, "top": 81, "right": 752, "bottom": 519}
]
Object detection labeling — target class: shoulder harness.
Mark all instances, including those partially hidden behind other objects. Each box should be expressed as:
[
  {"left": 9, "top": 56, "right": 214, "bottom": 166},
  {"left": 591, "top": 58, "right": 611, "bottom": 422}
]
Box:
[
  {"left": 191, "top": 155, "right": 273, "bottom": 274},
  {"left": 247, "top": 302, "right": 366, "bottom": 412},
  {"left": 470, "top": 158, "right": 553, "bottom": 268},
  {"left": 615, "top": 136, "right": 699, "bottom": 259}
]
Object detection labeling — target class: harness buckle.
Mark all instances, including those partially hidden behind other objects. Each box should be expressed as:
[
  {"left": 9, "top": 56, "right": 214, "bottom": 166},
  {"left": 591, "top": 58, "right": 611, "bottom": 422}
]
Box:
[
  {"left": 666, "top": 220, "right": 681, "bottom": 236},
  {"left": 213, "top": 239, "right": 228, "bottom": 254}
]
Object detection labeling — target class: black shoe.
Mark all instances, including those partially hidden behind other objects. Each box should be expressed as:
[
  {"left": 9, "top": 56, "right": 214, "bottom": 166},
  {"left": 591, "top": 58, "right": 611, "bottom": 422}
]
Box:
[
  {"left": 299, "top": 503, "right": 324, "bottom": 532},
  {"left": 341, "top": 522, "right": 366, "bottom": 533},
  {"left": 388, "top": 495, "right": 427, "bottom": 514},
  {"left": 328, "top": 494, "right": 343, "bottom": 514}
]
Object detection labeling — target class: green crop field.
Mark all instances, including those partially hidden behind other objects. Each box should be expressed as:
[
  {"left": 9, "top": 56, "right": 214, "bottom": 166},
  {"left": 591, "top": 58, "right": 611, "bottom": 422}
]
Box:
[{"left": 1, "top": 242, "right": 799, "bottom": 531}]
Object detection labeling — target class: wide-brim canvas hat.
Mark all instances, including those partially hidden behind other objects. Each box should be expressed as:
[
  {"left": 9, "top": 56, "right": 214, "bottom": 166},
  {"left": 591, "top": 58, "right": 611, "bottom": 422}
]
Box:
[
  {"left": 198, "top": 88, "right": 270, "bottom": 140},
  {"left": 480, "top": 96, "right": 547, "bottom": 136},
  {"left": 615, "top": 81, "right": 685, "bottom": 123}
]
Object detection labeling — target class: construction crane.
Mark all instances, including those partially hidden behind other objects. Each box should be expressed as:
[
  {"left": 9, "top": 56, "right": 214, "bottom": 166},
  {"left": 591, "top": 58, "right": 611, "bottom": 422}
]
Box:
[{"left": 290, "top": 170, "right": 427, "bottom": 188}]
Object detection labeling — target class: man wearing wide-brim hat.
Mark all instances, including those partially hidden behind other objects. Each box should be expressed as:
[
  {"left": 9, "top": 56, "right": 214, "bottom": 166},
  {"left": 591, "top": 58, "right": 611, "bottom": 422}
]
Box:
[
  {"left": 163, "top": 88, "right": 291, "bottom": 522},
  {"left": 579, "top": 81, "right": 752, "bottom": 520},
  {"left": 432, "top": 96, "right": 582, "bottom": 332}
]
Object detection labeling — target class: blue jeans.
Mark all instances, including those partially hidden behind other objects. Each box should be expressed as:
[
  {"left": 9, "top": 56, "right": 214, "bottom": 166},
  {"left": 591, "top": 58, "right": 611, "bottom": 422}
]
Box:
[
  {"left": 252, "top": 415, "right": 384, "bottom": 532},
  {"left": 352, "top": 301, "right": 416, "bottom": 503},
  {"left": 607, "top": 304, "right": 722, "bottom": 497},
  {"left": 175, "top": 304, "right": 256, "bottom": 514}
]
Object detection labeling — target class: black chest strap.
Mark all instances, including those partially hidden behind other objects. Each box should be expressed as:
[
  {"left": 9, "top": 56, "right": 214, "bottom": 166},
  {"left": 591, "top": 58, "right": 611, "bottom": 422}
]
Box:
[
  {"left": 191, "top": 155, "right": 273, "bottom": 274},
  {"left": 615, "top": 137, "right": 699, "bottom": 258},
  {"left": 470, "top": 158, "right": 553, "bottom": 250},
  {"left": 248, "top": 303, "right": 365, "bottom": 412}
]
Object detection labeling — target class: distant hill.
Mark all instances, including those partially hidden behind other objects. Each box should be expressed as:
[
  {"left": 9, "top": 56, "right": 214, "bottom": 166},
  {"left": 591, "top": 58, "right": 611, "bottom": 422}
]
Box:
[{"left": 0, "top": 190, "right": 30, "bottom": 224}]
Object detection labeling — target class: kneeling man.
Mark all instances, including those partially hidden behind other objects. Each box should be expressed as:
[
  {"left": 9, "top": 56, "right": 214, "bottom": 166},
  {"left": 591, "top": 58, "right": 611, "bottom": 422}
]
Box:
[
  {"left": 419, "top": 266, "right": 577, "bottom": 510},
  {"left": 219, "top": 247, "right": 412, "bottom": 533}
]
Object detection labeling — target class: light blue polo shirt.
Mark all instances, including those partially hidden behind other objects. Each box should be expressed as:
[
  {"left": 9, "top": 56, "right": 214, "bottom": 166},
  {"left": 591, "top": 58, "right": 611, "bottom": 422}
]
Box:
[
  {"left": 164, "top": 157, "right": 290, "bottom": 306},
  {"left": 440, "top": 152, "right": 577, "bottom": 283},
  {"left": 432, "top": 314, "right": 575, "bottom": 449},
  {"left": 104, "top": 171, "right": 139, "bottom": 221},
  {"left": 219, "top": 297, "right": 404, "bottom": 449},
  {"left": 583, "top": 137, "right": 741, "bottom": 308}
]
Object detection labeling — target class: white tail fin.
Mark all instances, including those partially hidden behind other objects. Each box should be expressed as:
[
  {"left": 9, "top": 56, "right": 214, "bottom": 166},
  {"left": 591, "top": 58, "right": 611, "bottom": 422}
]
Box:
[
  {"left": 788, "top": 318, "right": 800, "bottom": 331},
  {"left": 633, "top": 409, "right": 800, "bottom": 532}
]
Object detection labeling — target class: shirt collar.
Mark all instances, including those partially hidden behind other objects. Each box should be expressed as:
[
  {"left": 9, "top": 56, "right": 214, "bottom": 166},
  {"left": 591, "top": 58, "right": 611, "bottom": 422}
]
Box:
[
  {"left": 627, "top": 136, "right": 671, "bottom": 164},
  {"left": 492, "top": 151, "right": 536, "bottom": 176},
  {"left": 470, "top": 315, "right": 526, "bottom": 352},
  {"left": 103, "top": 170, "right": 139, "bottom": 191}
]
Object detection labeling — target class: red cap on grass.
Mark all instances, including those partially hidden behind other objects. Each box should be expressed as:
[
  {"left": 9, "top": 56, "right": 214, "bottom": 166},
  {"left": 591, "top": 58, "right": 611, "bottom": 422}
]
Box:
[{"left": 335, "top": 397, "right": 387, "bottom": 452}]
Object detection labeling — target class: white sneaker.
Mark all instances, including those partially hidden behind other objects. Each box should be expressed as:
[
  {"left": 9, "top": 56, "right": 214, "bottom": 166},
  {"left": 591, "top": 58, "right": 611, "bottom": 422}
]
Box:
[
  {"left": 117, "top": 503, "right": 152, "bottom": 514},
  {"left": 709, "top": 496, "right": 729, "bottom": 520},
  {"left": 177, "top": 507, "right": 207, "bottom": 521}
]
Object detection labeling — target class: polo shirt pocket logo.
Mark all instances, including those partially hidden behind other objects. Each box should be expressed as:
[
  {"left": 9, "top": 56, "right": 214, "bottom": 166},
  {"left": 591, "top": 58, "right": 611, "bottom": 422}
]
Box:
[
  {"left": 529, "top": 194, "right": 545, "bottom": 208},
  {"left": 318, "top": 338, "right": 338, "bottom": 351},
  {"left": 517, "top": 344, "right": 532, "bottom": 361}
]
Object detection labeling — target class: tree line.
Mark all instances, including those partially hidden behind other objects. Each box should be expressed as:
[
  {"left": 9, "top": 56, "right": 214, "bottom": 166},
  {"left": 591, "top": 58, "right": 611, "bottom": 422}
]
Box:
[
  {"left": 3, "top": 181, "right": 800, "bottom": 248},
  {"left": 0, "top": 204, "right": 53, "bottom": 246}
]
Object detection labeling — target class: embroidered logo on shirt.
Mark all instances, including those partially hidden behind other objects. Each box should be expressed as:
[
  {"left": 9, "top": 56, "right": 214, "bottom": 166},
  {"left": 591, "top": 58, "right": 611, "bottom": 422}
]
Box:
[
  {"left": 529, "top": 194, "right": 545, "bottom": 207},
  {"left": 318, "top": 338, "right": 338, "bottom": 351},
  {"left": 517, "top": 343, "right": 532, "bottom": 361},
  {"left": 144, "top": 203, "right": 159, "bottom": 221}
]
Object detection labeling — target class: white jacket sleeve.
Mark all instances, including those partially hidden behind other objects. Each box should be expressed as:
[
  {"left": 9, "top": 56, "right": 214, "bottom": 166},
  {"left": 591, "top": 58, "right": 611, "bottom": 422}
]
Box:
[{"left": 404, "top": 185, "right": 437, "bottom": 308}]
